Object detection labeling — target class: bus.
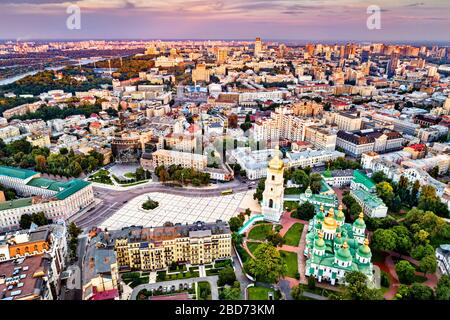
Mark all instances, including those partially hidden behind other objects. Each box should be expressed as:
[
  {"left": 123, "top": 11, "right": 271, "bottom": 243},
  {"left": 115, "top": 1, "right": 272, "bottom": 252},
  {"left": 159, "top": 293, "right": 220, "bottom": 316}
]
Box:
[{"left": 221, "top": 189, "right": 233, "bottom": 195}]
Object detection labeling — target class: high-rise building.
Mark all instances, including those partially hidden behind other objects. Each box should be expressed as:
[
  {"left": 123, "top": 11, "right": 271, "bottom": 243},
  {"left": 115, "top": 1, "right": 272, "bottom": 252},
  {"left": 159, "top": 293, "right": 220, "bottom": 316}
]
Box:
[
  {"left": 388, "top": 52, "right": 400, "bottom": 77},
  {"left": 254, "top": 37, "right": 263, "bottom": 57},
  {"left": 216, "top": 47, "right": 228, "bottom": 65},
  {"left": 361, "top": 50, "right": 370, "bottom": 63},
  {"left": 191, "top": 63, "right": 210, "bottom": 82}
]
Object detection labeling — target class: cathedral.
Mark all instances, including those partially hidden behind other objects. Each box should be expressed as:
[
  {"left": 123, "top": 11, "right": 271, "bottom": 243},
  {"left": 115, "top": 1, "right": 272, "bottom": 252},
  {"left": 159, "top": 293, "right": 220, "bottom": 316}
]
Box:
[
  {"left": 261, "top": 147, "right": 285, "bottom": 222},
  {"left": 304, "top": 205, "right": 374, "bottom": 286}
]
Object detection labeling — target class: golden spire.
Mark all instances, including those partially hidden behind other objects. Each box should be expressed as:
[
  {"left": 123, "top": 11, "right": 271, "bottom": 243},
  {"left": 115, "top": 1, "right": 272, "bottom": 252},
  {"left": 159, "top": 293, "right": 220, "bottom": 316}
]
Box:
[
  {"left": 342, "top": 241, "right": 349, "bottom": 249},
  {"left": 338, "top": 203, "right": 343, "bottom": 211},
  {"left": 359, "top": 212, "right": 364, "bottom": 220},
  {"left": 364, "top": 238, "right": 370, "bottom": 246},
  {"left": 320, "top": 205, "right": 324, "bottom": 212},
  {"left": 318, "top": 231, "right": 324, "bottom": 239}
]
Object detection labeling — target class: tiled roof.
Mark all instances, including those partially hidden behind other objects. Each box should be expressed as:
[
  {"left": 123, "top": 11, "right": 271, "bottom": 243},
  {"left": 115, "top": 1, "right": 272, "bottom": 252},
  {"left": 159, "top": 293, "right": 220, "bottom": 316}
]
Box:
[{"left": 0, "top": 166, "right": 38, "bottom": 180}]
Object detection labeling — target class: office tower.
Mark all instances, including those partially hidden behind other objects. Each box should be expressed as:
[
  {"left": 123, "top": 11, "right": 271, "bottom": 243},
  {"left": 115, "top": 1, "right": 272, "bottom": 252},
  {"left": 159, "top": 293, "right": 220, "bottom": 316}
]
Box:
[
  {"left": 254, "top": 37, "right": 262, "bottom": 57},
  {"left": 306, "top": 43, "right": 315, "bottom": 56}
]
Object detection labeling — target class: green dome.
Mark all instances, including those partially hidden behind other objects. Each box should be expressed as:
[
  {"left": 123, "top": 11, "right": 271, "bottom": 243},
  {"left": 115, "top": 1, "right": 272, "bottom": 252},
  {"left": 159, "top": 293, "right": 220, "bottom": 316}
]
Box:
[
  {"left": 336, "top": 243, "right": 352, "bottom": 262},
  {"left": 336, "top": 210, "right": 345, "bottom": 221},
  {"left": 306, "top": 232, "right": 315, "bottom": 242},
  {"left": 357, "top": 239, "right": 372, "bottom": 259},
  {"left": 316, "top": 210, "right": 325, "bottom": 221},
  {"left": 334, "top": 235, "right": 343, "bottom": 245},
  {"left": 315, "top": 222, "right": 322, "bottom": 230},
  {"left": 353, "top": 212, "right": 366, "bottom": 229},
  {"left": 314, "top": 238, "right": 325, "bottom": 249}
]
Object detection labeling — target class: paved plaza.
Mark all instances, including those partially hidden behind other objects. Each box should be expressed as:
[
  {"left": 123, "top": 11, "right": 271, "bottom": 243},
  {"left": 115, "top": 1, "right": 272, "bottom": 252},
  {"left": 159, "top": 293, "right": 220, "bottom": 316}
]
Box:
[{"left": 100, "top": 190, "right": 257, "bottom": 230}]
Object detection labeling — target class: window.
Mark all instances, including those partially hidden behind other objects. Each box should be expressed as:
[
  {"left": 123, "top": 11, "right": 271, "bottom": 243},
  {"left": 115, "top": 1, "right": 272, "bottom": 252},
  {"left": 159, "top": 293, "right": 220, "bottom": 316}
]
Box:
[
  {"left": 269, "top": 199, "right": 274, "bottom": 208},
  {"left": 272, "top": 175, "right": 275, "bottom": 181}
]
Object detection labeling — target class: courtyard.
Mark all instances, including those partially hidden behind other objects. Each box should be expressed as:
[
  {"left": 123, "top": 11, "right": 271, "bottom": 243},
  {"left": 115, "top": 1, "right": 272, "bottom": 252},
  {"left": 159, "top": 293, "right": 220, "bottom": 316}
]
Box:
[{"left": 100, "top": 190, "right": 256, "bottom": 230}]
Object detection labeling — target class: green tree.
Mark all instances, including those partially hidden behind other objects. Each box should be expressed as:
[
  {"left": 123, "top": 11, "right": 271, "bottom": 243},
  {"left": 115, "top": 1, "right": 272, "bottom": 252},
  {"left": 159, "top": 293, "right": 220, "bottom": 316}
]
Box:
[
  {"left": 392, "top": 225, "right": 412, "bottom": 255},
  {"left": 371, "top": 171, "right": 388, "bottom": 183},
  {"left": 253, "top": 178, "right": 265, "bottom": 202},
  {"left": 435, "top": 275, "right": 450, "bottom": 300},
  {"left": 411, "top": 244, "right": 434, "bottom": 260},
  {"left": 19, "top": 214, "right": 32, "bottom": 229},
  {"left": 68, "top": 222, "right": 82, "bottom": 238},
  {"left": 376, "top": 181, "right": 395, "bottom": 208},
  {"left": 218, "top": 267, "right": 236, "bottom": 287},
  {"left": 293, "top": 201, "right": 316, "bottom": 220},
  {"left": 372, "top": 229, "right": 397, "bottom": 252},
  {"left": 244, "top": 243, "right": 287, "bottom": 283},
  {"left": 418, "top": 254, "right": 437, "bottom": 276},
  {"left": 343, "top": 271, "right": 383, "bottom": 300},
  {"left": 309, "top": 173, "right": 322, "bottom": 194},
  {"left": 228, "top": 216, "right": 244, "bottom": 233},
  {"left": 291, "top": 170, "right": 310, "bottom": 192},
  {"left": 409, "top": 283, "right": 434, "bottom": 300},
  {"left": 219, "top": 286, "right": 241, "bottom": 300},
  {"left": 291, "top": 284, "right": 304, "bottom": 300},
  {"left": 395, "top": 260, "right": 416, "bottom": 285}
]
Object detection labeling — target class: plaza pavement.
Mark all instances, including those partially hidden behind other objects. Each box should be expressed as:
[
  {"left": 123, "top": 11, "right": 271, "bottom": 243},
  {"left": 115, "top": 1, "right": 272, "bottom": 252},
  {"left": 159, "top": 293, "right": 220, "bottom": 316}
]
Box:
[{"left": 100, "top": 190, "right": 256, "bottom": 230}]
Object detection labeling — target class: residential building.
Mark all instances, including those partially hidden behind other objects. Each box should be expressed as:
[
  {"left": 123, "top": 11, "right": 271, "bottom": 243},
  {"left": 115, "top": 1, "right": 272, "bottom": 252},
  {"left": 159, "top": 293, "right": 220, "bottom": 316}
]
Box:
[
  {"left": 114, "top": 221, "right": 232, "bottom": 270},
  {"left": 151, "top": 149, "right": 207, "bottom": 171}
]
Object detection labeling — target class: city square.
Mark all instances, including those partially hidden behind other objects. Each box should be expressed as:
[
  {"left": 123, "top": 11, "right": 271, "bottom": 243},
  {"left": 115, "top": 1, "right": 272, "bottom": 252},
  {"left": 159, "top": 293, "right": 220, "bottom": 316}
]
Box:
[{"left": 100, "top": 190, "right": 258, "bottom": 230}]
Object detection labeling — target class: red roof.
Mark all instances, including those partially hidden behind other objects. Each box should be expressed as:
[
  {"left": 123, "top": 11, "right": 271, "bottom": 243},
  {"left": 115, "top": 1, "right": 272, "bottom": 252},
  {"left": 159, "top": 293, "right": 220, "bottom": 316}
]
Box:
[{"left": 407, "top": 144, "right": 426, "bottom": 152}]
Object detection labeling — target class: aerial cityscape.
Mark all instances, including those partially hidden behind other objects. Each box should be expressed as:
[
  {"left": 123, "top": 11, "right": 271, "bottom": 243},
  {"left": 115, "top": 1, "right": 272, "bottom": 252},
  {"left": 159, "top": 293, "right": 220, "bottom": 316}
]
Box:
[{"left": 0, "top": 0, "right": 450, "bottom": 306}]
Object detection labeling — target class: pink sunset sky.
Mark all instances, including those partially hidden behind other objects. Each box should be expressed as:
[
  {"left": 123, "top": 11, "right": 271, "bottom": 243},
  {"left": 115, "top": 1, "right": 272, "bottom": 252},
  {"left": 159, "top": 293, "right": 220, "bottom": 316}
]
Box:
[{"left": 0, "top": 0, "right": 449, "bottom": 42}]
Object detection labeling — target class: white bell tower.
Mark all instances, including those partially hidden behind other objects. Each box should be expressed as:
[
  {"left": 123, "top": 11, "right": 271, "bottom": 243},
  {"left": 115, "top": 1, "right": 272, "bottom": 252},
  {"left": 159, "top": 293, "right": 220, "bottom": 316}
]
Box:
[{"left": 261, "top": 146, "right": 285, "bottom": 222}]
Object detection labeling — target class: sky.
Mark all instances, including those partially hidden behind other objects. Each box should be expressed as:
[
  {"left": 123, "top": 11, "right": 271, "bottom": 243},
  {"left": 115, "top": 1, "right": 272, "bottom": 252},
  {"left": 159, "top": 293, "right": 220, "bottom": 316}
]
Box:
[{"left": 0, "top": 0, "right": 449, "bottom": 42}]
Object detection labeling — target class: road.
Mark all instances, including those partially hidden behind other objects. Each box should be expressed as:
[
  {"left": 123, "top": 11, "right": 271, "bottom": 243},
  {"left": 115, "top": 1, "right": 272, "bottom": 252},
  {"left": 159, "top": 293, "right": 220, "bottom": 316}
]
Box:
[
  {"left": 73, "top": 180, "right": 255, "bottom": 229},
  {"left": 130, "top": 275, "right": 219, "bottom": 300}
]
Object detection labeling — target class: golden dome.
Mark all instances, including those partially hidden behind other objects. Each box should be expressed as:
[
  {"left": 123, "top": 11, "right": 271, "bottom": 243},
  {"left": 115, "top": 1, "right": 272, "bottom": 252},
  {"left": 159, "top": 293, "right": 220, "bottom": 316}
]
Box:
[
  {"left": 320, "top": 205, "right": 324, "bottom": 212},
  {"left": 323, "top": 214, "right": 338, "bottom": 230},
  {"left": 364, "top": 238, "right": 370, "bottom": 246},
  {"left": 268, "top": 146, "right": 284, "bottom": 170},
  {"left": 338, "top": 203, "right": 343, "bottom": 211},
  {"left": 359, "top": 211, "right": 364, "bottom": 220}
]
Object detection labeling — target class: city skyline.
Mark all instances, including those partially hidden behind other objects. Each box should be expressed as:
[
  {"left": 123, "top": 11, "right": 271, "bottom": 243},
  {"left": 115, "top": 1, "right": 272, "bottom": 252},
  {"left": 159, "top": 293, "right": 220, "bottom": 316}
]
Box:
[{"left": 0, "top": 0, "right": 449, "bottom": 42}]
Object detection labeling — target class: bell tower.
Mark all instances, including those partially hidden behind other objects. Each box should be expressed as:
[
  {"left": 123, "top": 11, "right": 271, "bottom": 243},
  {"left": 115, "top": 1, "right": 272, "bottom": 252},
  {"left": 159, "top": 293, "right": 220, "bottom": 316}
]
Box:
[{"left": 261, "top": 146, "right": 285, "bottom": 222}]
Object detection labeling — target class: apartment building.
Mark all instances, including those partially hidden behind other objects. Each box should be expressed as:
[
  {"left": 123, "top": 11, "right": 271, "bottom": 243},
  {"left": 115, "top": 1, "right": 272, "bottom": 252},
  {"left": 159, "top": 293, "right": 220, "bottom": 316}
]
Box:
[
  {"left": 151, "top": 149, "right": 207, "bottom": 171},
  {"left": 336, "top": 128, "right": 404, "bottom": 158},
  {"left": 334, "top": 112, "right": 362, "bottom": 131},
  {"left": 304, "top": 125, "right": 337, "bottom": 151},
  {"left": 114, "top": 221, "right": 232, "bottom": 271}
]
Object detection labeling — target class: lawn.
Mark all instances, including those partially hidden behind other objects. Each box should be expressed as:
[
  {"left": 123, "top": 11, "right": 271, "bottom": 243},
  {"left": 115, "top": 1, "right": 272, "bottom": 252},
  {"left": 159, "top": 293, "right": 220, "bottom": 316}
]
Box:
[
  {"left": 283, "top": 223, "right": 304, "bottom": 247},
  {"left": 247, "top": 241, "right": 261, "bottom": 255},
  {"left": 121, "top": 272, "right": 149, "bottom": 288},
  {"left": 280, "top": 250, "right": 298, "bottom": 278},
  {"left": 284, "top": 187, "right": 302, "bottom": 195},
  {"left": 236, "top": 244, "right": 252, "bottom": 264},
  {"left": 247, "top": 286, "right": 275, "bottom": 300},
  {"left": 284, "top": 201, "right": 299, "bottom": 212},
  {"left": 248, "top": 224, "right": 273, "bottom": 241},
  {"left": 197, "top": 281, "right": 212, "bottom": 300}
]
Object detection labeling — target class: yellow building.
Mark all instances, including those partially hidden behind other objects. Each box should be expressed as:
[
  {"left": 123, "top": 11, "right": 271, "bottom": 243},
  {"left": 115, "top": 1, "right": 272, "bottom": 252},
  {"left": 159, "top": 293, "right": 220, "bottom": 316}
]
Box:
[
  {"left": 261, "top": 146, "right": 285, "bottom": 222},
  {"left": 192, "top": 63, "right": 210, "bottom": 83},
  {"left": 114, "top": 222, "right": 232, "bottom": 271}
]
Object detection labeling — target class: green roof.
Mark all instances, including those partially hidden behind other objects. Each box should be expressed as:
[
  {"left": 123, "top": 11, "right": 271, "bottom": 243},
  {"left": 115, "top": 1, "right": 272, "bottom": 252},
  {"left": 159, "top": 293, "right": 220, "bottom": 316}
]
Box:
[
  {"left": 352, "top": 171, "right": 375, "bottom": 191},
  {"left": 0, "top": 198, "right": 33, "bottom": 211},
  {"left": 358, "top": 245, "right": 372, "bottom": 259},
  {"left": 351, "top": 189, "right": 386, "bottom": 211},
  {"left": 0, "top": 166, "right": 38, "bottom": 180},
  {"left": 26, "top": 178, "right": 91, "bottom": 200},
  {"left": 336, "top": 247, "right": 353, "bottom": 262}
]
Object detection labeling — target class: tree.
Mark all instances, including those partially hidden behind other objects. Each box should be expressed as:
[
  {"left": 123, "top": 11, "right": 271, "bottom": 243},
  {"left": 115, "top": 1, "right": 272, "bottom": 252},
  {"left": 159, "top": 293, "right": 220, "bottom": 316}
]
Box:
[
  {"left": 376, "top": 181, "right": 395, "bottom": 208},
  {"left": 392, "top": 225, "right": 412, "bottom": 255},
  {"left": 395, "top": 260, "right": 416, "bottom": 285},
  {"left": 291, "top": 170, "right": 310, "bottom": 192},
  {"left": 253, "top": 178, "right": 265, "bottom": 202},
  {"left": 372, "top": 171, "right": 388, "bottom": 184},
  {"left": 68, "top": 222, "right": 82, "bottom": 238},
  {"left": 309, "top": 173, "right": 322, "bottom": 194},
  {"left": 266, "top": 231, "right": 285, "bottom": 247},
  {"left": 228, "top": 216, "right": 244, "bottom": 232},
  {"left": 418, "top": 254, "right": 437, "bottom": 276},
  {"left": 409, "top": 283, "right": 434, "bottom": 300},
  {"left": 220, "top": 286, "right": 241, "bottom": 300},
  {"left": 244, "top": 208, "right": 252, "bottom": 217},
  {"left": 429, "top": 166, "right": 439, "bottom": 178},
  {"left": 436, "top": 275, "right": 450, "bottom": 300},
  {"left": 244, "top": 243, "right": 287, "bottom": 283},
  {"left": 291, "top": 285, "right": 304, "bottom": 300},
  {"left": 293, "top": 201, "right": 316, "bottom": 220},
  {"left": 19, "top": 214, "right": 32, "bottom": 229},
  {"left": 372, "top": 229, "right": 397, "bottom": 252},
  {"left": 68, "top": 161, "right": 83, "bottom": 177},
  {"left": 343, "top": 271, "right": 383, "bottom": 300},
  {"left": 218, "top": 267, "right": 237, "bottom": 287},
  {"left": 411, "top": 244, "right": 434, "bottom": 260}
]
